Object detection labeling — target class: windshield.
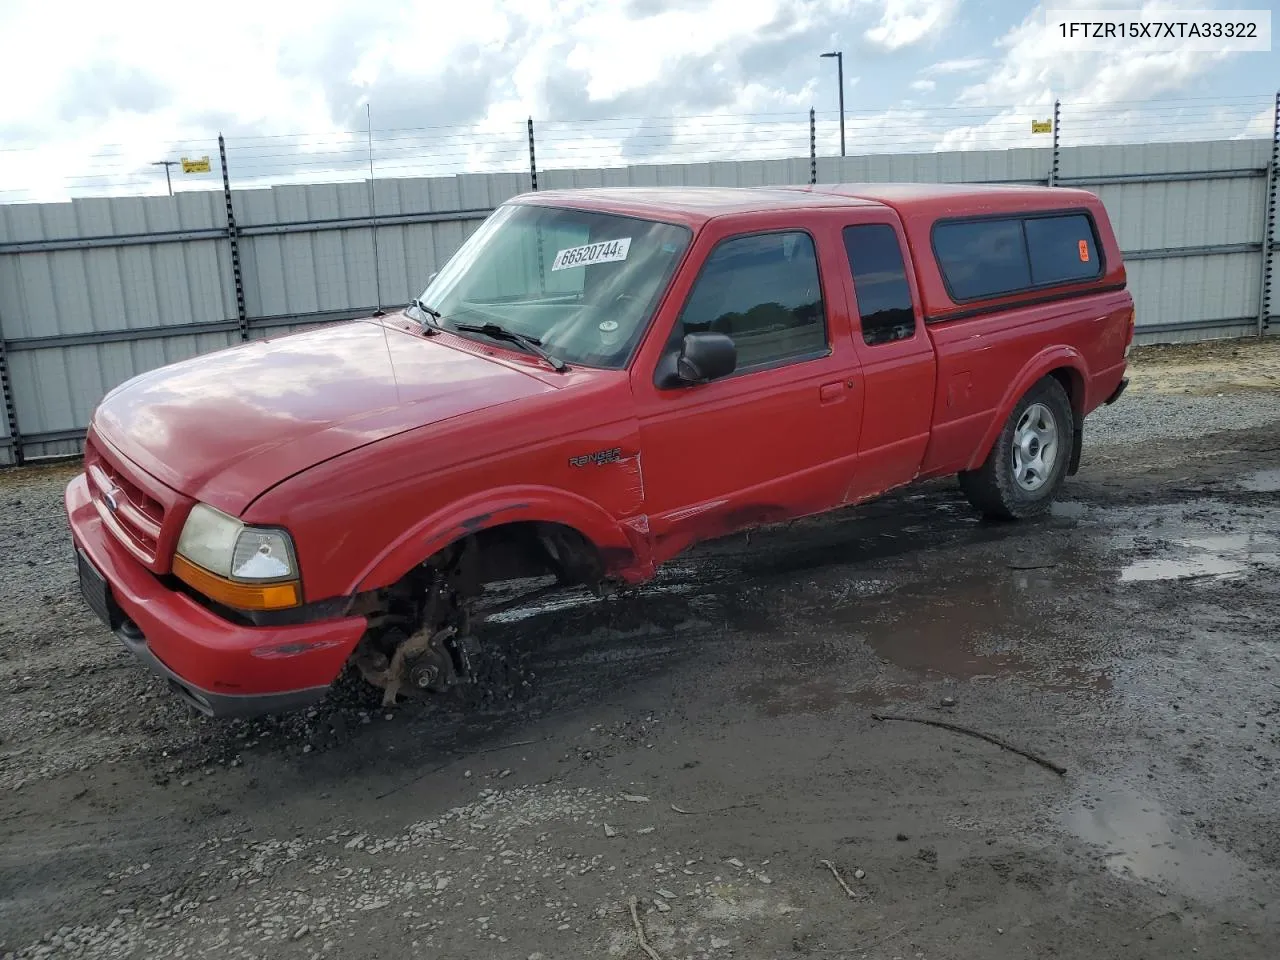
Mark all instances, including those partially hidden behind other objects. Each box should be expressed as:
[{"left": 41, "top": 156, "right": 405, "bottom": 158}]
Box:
[{"left": 416, "top": 202, "right": 692, "bottom": 368}]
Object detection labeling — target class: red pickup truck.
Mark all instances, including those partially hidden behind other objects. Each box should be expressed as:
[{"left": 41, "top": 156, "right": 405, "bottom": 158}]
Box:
[{"left": 65, "top": 183, "right": 1134, "bottom": 718}]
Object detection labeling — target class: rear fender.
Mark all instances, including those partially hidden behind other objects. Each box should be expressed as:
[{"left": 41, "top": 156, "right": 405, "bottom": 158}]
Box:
[
  {"left": 965, "top": 346, "right": 1089, "bottom": 472},
  {"left": 351, "top": 486, "right": 653, "bottom": 594}
]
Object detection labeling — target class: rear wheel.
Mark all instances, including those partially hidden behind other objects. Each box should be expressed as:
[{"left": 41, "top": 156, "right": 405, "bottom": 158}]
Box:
[{"left": 959, "top": 377, "right": 1074, "bottom": 520}]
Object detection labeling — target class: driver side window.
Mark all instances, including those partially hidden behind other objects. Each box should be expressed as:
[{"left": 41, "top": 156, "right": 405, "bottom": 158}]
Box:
[{"left": 669, "top": 230, "right": 828, "bottom": 370}]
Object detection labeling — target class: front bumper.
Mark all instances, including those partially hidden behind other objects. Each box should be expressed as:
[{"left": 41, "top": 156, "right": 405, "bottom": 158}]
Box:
[{"left": 65, "top": 473, "right": 367, "bottom": 718}]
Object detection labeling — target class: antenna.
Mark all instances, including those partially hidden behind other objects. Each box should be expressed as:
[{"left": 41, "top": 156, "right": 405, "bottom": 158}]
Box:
[
  {"left": 367, "top": 102, "right": 384, "bottom": 316},
  {"left": 366, "top": 102, "right": 399, "bottom": 402}
]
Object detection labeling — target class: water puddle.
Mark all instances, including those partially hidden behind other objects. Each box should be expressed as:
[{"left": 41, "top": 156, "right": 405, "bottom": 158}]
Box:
[
  {"left": 482, "top": 579, "right": 704, "bottom": 624},
  {"left": 486, "top": 590, "right": 602, "bottom": 624},
  {"left": 1118, "top": 532, "right": 1280, "bottom": 583},
  {"left": 851, "top": 572, "right": 1110, "bottom": 693},
  {"left": 1121, "top": 555, "right": 1246, "bottom": 582},
  {"left": 1237, "top": 467, "right": 1280, "bottom": 493},
  {"left": 1064, "top": 787, "right": 1245, "bottom": 901},
  {"left": 1049, "top": 500, "right": 1089, "bottom": 521}
]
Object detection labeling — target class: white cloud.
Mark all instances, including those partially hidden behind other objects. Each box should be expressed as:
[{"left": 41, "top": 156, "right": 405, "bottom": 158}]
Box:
[
  {"left": 954, "top": 0, "right": 1238, "bottom": 126},
  {"left": 0, "top": 0, "right": 1267, "bottom": 203},
  {"left": 1237, "top": 106, "right": 1275, "bottom": 139},
  {"left": 863, "top": 0, "right": 959, "bottom": 51},
  {"left": 927, "top": 57, "right": 990, "bottom": 74}
]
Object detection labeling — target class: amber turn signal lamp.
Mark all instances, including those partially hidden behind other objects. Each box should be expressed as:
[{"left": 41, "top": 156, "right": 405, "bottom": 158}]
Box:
[{"left": 172, "top": 554, "right": 301, "bottom": 610}]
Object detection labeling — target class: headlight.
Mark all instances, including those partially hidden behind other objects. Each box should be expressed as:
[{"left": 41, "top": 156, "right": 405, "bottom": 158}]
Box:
[{"left": 173, "top": 503, "right": 301, "bottom": 610}]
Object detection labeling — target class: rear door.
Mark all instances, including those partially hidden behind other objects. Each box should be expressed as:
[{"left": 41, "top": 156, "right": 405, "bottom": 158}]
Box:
[
  {"left": 630, "top": 214, "right": 865, "bottom": 561},
  {"left": 837, "top": 217, "right": 937, "bottom": 501}
]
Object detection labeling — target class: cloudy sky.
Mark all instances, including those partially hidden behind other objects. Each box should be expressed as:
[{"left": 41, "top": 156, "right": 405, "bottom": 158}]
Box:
[{"left": 0, "top": 0, "right": 1275, "bottom": 201}]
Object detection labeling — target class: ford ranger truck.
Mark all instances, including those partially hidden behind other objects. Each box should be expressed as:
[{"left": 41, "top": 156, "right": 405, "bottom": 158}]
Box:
[{"left": 64, "top": 183, "right": 1134, "bottom": 717}]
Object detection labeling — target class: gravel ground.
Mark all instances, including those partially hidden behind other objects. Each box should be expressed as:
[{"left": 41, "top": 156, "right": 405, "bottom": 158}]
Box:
[
  {"left": 2, "top": 338, "right": 1279, "bottom": 960},
  {"left": 1084, "top": 338, "right": 1280, "bottom": 447},
  {"left": 1084, "top": 390, "right": 1280, "bottom": 447}
]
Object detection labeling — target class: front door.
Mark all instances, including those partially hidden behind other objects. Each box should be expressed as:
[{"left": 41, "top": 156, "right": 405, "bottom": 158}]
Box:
[{"left": 631, "top": 223, "right": 864, "bottom": 562}]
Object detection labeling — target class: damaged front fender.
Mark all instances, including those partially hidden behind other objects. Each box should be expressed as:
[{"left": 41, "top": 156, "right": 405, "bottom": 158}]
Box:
[{"left": 350, "top": 485, "right": 654, "bottom": 595}]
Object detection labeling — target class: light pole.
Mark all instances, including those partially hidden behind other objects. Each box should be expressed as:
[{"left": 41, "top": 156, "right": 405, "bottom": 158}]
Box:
[
  {"left": 151, "top": 160, "right": 177, "bottom": 196},
  {"left": 820, "top": 50, "right": 845, "bottom": 157}
]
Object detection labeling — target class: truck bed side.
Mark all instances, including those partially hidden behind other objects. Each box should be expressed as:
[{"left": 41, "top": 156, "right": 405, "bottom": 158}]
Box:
[
  {"left": 918, "top": 288, "right": 1132, "bottom": 477},
  {"left": 883, "top": 190, "right": 1132, "bottom": 478}
]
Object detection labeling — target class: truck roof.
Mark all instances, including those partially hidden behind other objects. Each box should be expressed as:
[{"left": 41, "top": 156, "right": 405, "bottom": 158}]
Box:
[
  {"left": 791, "top": 181, "right": 1104, "bottom": 217},
  {"left": 514, "top": 182, "right": 1102, "bottom": 227},
  {"left": 515, "top": 186, "right": 883, "bottom": 225}
]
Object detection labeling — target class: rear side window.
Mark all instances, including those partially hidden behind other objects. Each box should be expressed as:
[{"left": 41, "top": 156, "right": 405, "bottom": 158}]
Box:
[
  {"left": 1025, "top": 214, "right": 1101, "bottom": 284},
  {"left": 932, "top": 211, "right": 1103, "bottom": 302},
  {"left": 932, "top": 218, "right": 1031, "bottom": 301},
  {"left": 842, "top": 224, "right": 917, "bottom": 346}
]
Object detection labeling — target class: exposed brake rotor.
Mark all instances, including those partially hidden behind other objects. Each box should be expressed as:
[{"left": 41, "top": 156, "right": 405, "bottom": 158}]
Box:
[{"left": 352, "top": 547, "right": 485, "bottom": 706}]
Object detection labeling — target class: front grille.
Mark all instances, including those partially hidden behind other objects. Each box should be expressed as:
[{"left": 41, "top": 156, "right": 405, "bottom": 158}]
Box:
[{"left": 86, "top": 438, "right": 166, "bottom": 562}]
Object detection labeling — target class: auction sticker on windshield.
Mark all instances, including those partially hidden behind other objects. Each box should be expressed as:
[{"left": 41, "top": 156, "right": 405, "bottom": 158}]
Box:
[{"left": 551, "top": 238, "right": 632, "bottom": 271}]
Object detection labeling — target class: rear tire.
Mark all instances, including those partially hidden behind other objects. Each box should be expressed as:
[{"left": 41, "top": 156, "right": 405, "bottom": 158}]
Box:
[{"left": 959, "top": 377, "right": 1074, "bottom": 521}]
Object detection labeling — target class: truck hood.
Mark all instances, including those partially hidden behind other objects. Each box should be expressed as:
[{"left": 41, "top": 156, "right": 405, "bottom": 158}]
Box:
[{"left": 92, "top": 318, "right": 554, "bottom": 514}]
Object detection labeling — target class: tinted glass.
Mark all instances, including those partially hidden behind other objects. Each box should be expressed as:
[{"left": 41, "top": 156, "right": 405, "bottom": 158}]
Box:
[
  {"left": 932, "top": 218, "right": 1032, "bottom": 301},
  {"left": 1025, "top": 214, "right": 1102, "bottom": 284},
  {"left": 674, "top": 231, "right": 827, "bottom": 368},
  {"left": 843, "top": 224, "right": 916, "bottom": 346}
]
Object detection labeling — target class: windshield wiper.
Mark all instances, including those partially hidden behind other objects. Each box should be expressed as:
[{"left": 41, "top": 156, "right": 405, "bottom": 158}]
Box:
[
  {"left": 454, "top": 322, "right": 567, "bottom": 373},
  {"left": 411, "top": 297, "right": 444, "bottom": 335}
]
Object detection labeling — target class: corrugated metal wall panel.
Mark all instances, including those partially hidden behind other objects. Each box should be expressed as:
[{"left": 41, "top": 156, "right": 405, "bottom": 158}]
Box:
[
  {"left": 0, "top": 189, "right": 225, "bottom": 242},
  {"left": 1128, "top": 253, "right": 1261, "bottom": 331},
  {"left": 541, "top": 167, "right": 599, "bottom": 189},
  {"left": 1096, "top": 177, "right": 1267, "bottom": 251},
  {"left": 18, "top": 438, "right": 85, "bottom": 460},
  {"left": 233, "top": 175, "right": 511, "bottom": 325},
  {"left": 1134, "top": 320, "right": 1259, "bottom": 345},
  {"left": 1059, "top": 139, "right": 1271, "bottom": 177},
  {"left": 250, "top": 324, "right": 324, "bottom": 342},
  {"left": 0, "top": 188, "right": 233, "bottom": 341},
  {"left": 814, "top": 147, "right": 1051, "bottom": 186},
  {"left": 8, "top": 332, "right": 238, "bottom": 440},
  {"left": 0, "top": 239, "right": 234, "bottom": 337},
  {"left": 372, "top": 176, "right": 496, "bottom": 305},
  {"left": 734, "top": 161, "right": 772, "bottom": 188},
  {"left": 237, "top": 181, "right": 381, "bottom": 321}
]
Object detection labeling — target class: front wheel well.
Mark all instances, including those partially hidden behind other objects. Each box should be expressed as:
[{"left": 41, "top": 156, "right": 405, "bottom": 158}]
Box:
[
  {"left": 347, "top": 520, "right": 613, "bottom": 704},
  {"left": 356, "top": 520, "right": 612, "bottom": 620},
  {"left": 455, "top": 520, "right": 609, "bottom": 590}
]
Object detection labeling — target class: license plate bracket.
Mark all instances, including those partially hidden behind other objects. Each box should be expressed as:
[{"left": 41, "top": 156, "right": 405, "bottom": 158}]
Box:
[{"left": 77, "top": 549, "right": 123, "bottom": 631}]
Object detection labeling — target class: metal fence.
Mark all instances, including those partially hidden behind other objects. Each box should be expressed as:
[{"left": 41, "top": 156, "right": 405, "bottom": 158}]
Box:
[{"left": 1, "top": 97, "right": 1278, "bottom": 465}]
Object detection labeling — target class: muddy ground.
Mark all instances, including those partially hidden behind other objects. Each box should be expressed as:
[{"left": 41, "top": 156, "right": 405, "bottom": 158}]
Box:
[{"left": 1, "top": 338, "right": 1279, "bottom": 959}]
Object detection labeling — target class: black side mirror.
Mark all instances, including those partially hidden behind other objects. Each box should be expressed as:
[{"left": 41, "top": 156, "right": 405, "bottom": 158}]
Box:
[
  {"left": 655, "top": 331, "right": 735, "bottom": 389},
  {"left": 677, "top": 331, "right": 736, "bottom": 383}
]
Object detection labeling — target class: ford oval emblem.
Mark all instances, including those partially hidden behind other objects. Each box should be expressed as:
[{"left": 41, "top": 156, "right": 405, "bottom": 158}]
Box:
[{"left": 103, "top": 489, "right": 119, "bottom": 512}]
